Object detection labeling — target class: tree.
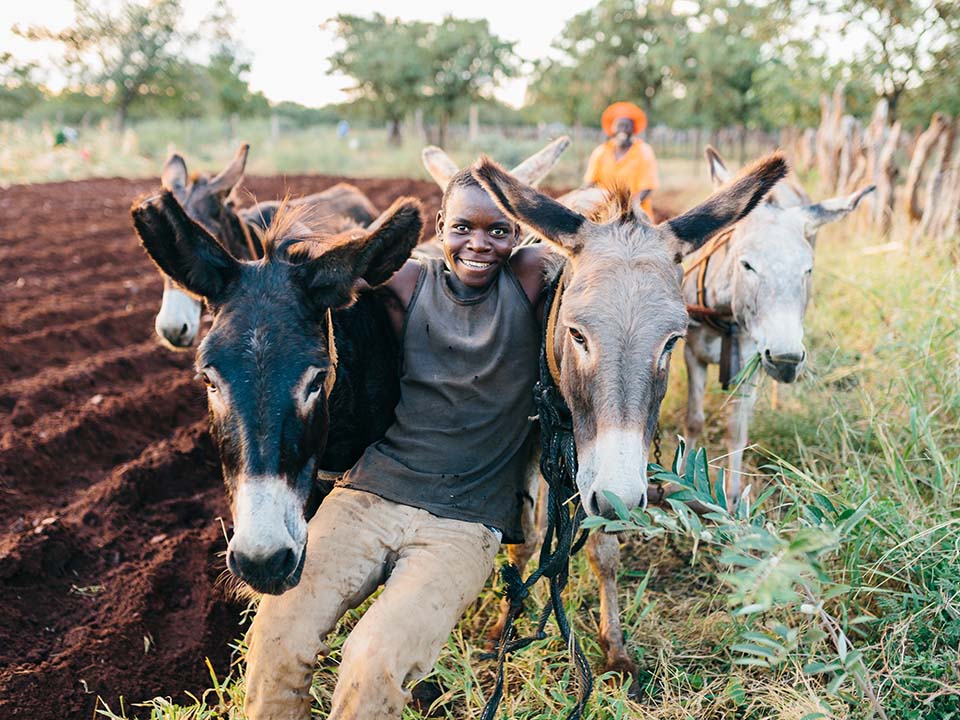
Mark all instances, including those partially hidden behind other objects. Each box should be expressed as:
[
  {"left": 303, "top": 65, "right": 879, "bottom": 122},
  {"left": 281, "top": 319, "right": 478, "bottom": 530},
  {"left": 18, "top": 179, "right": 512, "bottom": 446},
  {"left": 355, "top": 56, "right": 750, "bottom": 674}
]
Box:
[
  {"left": 787, "top": 0, "right": 959, "bottom": 120},
  {"left": 326, "top": 14, "right": 430, "bottom": 145},
  {"left": 527, "top": 58, "right": 602, "bottom": 128},
  {"left": 16, "top": 0, "right": 190, "bottom": 127},
  {"left": 420, "top": 17, "right": 517, "bottom": 146},
  {"left": 206, "top": 0, "right": 268, "bottom": 119},
  {"left": 0, "top": 53, "right": 44, "bottom": 120},
  {"left": 544, "top": 0, "right": 692, "bottom": 122}
]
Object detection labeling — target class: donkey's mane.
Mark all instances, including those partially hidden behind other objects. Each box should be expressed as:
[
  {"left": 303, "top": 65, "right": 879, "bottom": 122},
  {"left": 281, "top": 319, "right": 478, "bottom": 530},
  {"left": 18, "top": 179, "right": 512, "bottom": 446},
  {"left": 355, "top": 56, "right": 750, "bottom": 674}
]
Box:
[
  {"left": 261, "top": 198, "right": 362, "bottom": 263},
  {"left": 589, "top": 185, "right": 634, "bottom": 225}
]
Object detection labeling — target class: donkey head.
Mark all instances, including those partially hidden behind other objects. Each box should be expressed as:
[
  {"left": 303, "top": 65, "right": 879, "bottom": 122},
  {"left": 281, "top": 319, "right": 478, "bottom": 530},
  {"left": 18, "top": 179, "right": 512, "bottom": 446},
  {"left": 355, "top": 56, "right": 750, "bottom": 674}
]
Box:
[
  {"left": 154, "top": 143, "right": 250, "bottom": 349},
  {"left": 132, "top": 192, "right": 423, "bottom": 594},
  {"left": 474, "top": 153, "right": 787, "bottom": 517},
  {"left": 705, "top": 147, "right": 874, "bottom": 384}
]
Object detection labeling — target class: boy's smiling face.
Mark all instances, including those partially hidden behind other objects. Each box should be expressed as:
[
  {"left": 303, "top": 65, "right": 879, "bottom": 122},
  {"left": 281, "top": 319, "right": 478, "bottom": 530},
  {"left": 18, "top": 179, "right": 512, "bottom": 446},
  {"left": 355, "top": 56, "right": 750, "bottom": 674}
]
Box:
[{"left": 438, "top": 184, "right": 520, "bottom": 290}]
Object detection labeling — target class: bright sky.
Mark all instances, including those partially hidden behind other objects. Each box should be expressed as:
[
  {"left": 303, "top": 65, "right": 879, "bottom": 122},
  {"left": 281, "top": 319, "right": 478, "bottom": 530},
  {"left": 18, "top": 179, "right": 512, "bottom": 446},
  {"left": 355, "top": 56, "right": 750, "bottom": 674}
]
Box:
[{"left": 1, "top": 0, "right": 601, "bottom": 108}]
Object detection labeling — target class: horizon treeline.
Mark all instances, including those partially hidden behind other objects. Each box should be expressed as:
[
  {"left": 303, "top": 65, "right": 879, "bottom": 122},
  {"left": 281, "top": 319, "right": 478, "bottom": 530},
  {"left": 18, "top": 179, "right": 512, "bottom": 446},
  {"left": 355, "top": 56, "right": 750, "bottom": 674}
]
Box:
[{"left": 1, "top": 0, "right": 957, "bottom": 134}]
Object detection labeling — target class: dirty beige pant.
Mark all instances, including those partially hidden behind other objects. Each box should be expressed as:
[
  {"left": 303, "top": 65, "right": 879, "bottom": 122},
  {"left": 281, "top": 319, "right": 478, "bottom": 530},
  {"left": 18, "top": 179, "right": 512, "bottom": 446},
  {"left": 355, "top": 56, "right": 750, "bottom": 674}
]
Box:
[{"left": 244, "top": 487, "right": 500, "bottom": 720}]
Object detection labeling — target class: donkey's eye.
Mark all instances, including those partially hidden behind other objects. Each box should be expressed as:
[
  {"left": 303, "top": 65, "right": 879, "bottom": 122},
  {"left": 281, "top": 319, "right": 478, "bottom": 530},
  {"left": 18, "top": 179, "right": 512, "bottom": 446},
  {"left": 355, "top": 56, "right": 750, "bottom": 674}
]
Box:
[
  {"left": 306, "top": 371, "right": 327, "bottom": 399},
  {"left": 568, "top": 327, "right": 587, "bottom": 347},
  {"left": 741, "top": 260, "right": 755, "bottom": 272},
  {"left": 663, "top": 336, "right": 681, "bottom": 354},
  {"left": 197, "top": 371, "right": 217, "bottom": 391}
]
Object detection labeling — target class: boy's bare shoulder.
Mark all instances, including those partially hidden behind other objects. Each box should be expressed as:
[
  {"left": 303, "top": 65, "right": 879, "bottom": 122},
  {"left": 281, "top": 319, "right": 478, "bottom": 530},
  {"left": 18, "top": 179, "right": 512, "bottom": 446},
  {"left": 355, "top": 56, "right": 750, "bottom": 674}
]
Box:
[
  {"left": 384, "top": 257, "right": 424, "bottom": 308},
  {"left": 510, "top": 244, "right": 553, "bottom": 306}
]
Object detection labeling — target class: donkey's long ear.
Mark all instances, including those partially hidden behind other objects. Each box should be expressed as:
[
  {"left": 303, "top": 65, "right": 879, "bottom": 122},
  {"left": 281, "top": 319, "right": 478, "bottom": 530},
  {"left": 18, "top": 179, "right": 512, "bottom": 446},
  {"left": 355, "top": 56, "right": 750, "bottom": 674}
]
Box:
[
  {"left": 705, "top": 145, "right": 732, "bottom": 187},
  {"left": 803, "top": 184, "right": 875, "bottom": 236},
  {"left": 208, "top": 142, "right": 249, "bottom": 196},
  {"left": 422, "top": 146, "right": 460, "bottom": 188},
  {"left": 161, "top": 153, "right": 188, "bottom": 192},
  {"left": 132, "top": 191, "right": 240, "bottom": 302},
  {"left": 352, "top": 198, "right": 424, "bottom": 286},
  {"left": 472, "top": 156, "right": 590, "bottom": 255},
  {"left": 510, "top": 136, "right": 571, "bottom": 187},
  {"left": 292, "top": 198, "right": 423, "bottom": 309},
  {"left": 664, "top": 152, "right": 788, "bottom": 257}
]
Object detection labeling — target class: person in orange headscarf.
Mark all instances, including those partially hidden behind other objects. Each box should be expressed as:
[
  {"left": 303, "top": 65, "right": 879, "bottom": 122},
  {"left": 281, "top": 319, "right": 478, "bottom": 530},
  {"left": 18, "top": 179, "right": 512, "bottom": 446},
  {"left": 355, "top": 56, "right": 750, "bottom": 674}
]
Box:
[{"left": 583, "top": 101, "right": 659, "bottom": 218}]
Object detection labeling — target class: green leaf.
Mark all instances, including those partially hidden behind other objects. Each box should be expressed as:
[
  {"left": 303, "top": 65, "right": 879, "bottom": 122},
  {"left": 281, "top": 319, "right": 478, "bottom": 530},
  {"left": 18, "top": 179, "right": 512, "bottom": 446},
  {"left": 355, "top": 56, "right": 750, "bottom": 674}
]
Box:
[{"left": 602, "top": 490, "right": 631, "bottom": 521}]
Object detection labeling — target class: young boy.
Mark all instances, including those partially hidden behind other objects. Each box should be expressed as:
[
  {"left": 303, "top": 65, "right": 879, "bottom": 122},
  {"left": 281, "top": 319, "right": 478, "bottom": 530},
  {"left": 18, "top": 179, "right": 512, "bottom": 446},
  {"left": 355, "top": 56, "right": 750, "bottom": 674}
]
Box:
[{"left": 243, "top": 168, "right": 553, "bottom": 720}]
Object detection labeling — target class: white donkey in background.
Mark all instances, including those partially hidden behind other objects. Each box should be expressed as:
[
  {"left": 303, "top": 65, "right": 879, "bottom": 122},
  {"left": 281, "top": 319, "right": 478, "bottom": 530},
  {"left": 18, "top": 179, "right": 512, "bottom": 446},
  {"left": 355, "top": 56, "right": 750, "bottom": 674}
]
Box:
[{"left": 682, "top": 146, "right": 875, "bottom": 502}]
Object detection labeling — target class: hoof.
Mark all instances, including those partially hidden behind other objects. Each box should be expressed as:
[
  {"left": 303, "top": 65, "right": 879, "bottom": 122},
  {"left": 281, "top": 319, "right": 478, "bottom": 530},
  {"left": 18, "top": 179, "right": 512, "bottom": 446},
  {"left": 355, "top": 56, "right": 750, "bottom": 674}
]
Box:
[
  {"left": 604, "top": 656, "right": 642, "bottom": 700},
  {"left": 410, "top": 678, "right": 446, "bottom": 716}
]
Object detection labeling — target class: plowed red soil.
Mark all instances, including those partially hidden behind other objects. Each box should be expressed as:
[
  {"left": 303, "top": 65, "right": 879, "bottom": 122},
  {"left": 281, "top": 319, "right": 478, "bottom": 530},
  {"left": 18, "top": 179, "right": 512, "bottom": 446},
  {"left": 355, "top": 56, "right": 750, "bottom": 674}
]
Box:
[
  {"left": 0, "top": 174, "right": 442, "bottom": 719},
  {"left": 0, "top": 173, "right": 678, "bottom": 719}
]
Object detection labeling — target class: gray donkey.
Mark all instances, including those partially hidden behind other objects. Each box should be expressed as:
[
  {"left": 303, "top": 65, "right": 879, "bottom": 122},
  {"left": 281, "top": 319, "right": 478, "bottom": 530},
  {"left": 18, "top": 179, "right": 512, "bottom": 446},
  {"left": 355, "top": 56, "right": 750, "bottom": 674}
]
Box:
[
  {"left": 472, "top": 151, "right": 788, "bottom": 694},
  {"left": 682, "top": 146, "right": 875, "bottom": 503}
]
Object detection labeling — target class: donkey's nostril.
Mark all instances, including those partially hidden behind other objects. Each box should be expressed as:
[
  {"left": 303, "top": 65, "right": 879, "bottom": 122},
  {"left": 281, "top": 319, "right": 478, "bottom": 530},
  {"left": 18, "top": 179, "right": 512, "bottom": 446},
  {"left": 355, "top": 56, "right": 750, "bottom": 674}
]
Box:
[
  {"left": 180, "top": 323, "right": 189, "bottom": 337},
  {"left": 230, "top": 546, "right": 298, "bottom": 588},
  {"left": 764, "top": 349, "right": 773, "bottom": 361},
  {"left": 262, "top": 547, "right": 297, "bottom": 579},
  {"left": 586, "top": 491, "right": 602, "bottom": 517}
]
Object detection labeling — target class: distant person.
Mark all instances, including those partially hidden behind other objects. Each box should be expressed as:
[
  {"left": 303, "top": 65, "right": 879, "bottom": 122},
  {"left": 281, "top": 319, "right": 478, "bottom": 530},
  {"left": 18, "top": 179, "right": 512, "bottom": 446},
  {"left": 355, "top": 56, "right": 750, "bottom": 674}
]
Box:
[
  {"left": 337, "top": 119, "right": 350, "bottom": 139},
  {"left": 583, "top": 101, "right": 659, "bottom": 218}
]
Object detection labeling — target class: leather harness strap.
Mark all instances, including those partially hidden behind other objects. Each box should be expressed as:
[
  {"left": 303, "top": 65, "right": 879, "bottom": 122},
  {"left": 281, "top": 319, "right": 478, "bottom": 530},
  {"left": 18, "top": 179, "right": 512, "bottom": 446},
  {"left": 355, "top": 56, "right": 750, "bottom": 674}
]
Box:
[
  {"left": 683, "top": 228, "right": 742, "bottom": 391},
  {"left": 544, "top": 265, "right": 567, "bottom": 388}
]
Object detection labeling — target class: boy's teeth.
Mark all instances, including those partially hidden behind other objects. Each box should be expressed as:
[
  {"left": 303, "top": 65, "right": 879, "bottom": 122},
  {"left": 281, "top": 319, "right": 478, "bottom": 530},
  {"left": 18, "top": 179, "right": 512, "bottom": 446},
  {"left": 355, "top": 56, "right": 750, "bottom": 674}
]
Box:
[{"left": 461, "top": 259, "right": 491, "bottom": 269}]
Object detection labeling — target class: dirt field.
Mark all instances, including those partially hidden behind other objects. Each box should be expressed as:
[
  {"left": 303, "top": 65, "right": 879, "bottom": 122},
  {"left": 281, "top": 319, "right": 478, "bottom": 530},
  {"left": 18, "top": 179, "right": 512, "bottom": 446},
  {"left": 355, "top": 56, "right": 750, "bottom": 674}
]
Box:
[
  {"left": 0, "top": 173, "right": 683, "bottom": 719},
  {"left": 0, "top": 174, "right": 444, "bottom": 719}
]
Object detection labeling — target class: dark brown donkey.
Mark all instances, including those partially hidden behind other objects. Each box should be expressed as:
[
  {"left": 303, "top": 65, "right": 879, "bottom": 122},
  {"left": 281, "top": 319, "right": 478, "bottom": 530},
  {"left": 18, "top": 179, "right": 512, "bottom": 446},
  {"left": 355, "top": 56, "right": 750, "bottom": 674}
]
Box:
[
  {"left": 133, "top": 191, "right": 423, "bottom": 595},
  {"left": 472, "top": 152, "right": 788, "bottom": 691},
  {"left": 154, "top": 143, "right": 379, "bottom": 349}
]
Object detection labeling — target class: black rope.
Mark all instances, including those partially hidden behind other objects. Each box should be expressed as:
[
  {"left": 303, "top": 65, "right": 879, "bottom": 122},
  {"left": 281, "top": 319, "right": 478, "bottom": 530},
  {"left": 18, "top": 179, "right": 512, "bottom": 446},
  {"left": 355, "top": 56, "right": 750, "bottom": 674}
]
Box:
[{"left": 480, "top": 272, "right": 593, "bottom": 720}]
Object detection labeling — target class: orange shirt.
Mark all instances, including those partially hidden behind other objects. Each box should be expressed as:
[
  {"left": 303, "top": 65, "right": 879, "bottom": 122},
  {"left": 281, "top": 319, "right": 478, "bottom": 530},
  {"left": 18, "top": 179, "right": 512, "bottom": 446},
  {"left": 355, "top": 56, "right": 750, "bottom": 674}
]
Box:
[{"left": 584, "top": 139, "right": 660, "bottom": 217}]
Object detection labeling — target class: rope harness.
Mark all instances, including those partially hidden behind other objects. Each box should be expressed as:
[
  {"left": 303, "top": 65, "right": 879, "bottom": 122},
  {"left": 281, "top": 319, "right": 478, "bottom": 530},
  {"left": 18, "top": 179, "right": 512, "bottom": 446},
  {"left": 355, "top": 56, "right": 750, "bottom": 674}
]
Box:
[
  {"left": 683, "top": 229, "right": 741, "bottom": 390},
  {"left": 481, "top": 268, "right": 593, "bottom": 720}
]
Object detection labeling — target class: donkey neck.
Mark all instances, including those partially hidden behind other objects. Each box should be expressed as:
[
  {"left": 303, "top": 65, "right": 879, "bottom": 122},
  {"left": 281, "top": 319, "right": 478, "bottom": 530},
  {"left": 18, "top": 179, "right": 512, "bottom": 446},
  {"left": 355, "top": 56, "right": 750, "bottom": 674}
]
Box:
[
  {"left": 686, "top": 230, "right": 738, "bottom": 315},
  {"left": 320, "top": 289, "right": 401, "bottom": 472}
]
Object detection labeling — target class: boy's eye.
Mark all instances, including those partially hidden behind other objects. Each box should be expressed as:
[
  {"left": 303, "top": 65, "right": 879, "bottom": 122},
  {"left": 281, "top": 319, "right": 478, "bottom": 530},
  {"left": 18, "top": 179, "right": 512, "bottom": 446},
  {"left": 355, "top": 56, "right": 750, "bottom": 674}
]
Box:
[
  {"left": 453, "top": 224, "right": 469, "bottom": 233},
  {"left": 490, "top": 228, "right": 506, "bottom": 237}
]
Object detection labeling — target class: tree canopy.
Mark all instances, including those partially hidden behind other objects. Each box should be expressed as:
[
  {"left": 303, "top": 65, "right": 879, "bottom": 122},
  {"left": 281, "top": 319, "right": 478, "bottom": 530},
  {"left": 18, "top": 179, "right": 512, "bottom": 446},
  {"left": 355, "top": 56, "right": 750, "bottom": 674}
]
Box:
[
  {"left": 326, "top": 13, "right": 516, "bottom": 145},
  {"left": 7, "top": 1, "right": 960, "bottom": 132}
]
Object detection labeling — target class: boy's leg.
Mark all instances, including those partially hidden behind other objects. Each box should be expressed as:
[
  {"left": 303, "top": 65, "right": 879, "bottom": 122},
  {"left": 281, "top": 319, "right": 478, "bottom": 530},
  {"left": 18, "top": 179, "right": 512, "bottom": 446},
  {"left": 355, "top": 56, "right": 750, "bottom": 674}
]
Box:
[
  {"left": 244, "top": 488, "right": 408, "bottom": 720},
  {"left": 329, "top": 512, "right": 500, "bottom": 720}
]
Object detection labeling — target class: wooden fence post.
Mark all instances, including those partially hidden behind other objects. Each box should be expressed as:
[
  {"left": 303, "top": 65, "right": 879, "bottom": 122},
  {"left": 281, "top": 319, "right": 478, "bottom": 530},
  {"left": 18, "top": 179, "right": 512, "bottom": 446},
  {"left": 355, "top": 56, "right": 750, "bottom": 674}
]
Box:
[
  {"left": 816, "top": 82, "right": 845, "bottom": 193},
  {"left": 903, "top": 112, "right": 949, "bottom": 222},
  {"left": 918, "top": 117, "right": 956, "bottom": 244},
  {"left": 874, "top": 121, "right": 902, "bottom": 235}
]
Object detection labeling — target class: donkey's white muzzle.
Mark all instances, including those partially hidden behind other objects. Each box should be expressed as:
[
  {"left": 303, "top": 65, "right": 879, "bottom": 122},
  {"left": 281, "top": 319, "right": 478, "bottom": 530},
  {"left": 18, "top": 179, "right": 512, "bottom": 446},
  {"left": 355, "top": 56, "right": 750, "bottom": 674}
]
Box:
[
  {"left": 156, "top": 286, "right": 202, "bottom": 349},
  {"left": 577, "top": 429, "right": 649, "bottom": 518},
  {"left": 227, "top": 476, "right": 307, "bottom": 594}
]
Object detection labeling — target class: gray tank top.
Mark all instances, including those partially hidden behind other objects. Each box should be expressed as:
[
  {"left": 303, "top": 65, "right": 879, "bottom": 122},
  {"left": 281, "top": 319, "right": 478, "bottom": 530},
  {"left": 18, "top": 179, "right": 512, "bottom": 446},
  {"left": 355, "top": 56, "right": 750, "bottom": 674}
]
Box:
[{"left": 340, "top": 256, "right": 539, "bottom": 543}]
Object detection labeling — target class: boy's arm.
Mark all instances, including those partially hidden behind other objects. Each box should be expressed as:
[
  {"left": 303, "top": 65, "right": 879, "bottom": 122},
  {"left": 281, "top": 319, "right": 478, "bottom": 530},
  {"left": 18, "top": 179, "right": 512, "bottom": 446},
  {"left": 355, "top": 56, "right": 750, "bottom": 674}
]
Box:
[
  {"left": 380, "top": 258, "right": 423, "bottom": 336},
  {"left": 510, "top": 244, "right": 554, "bottom": 322}
]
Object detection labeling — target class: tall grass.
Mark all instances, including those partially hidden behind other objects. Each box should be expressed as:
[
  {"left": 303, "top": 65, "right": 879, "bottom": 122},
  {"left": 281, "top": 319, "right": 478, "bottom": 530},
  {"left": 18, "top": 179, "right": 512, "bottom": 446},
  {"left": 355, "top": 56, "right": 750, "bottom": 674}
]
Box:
[{"left": 90, "top": 184, "right": 958, "bottom": 717}]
